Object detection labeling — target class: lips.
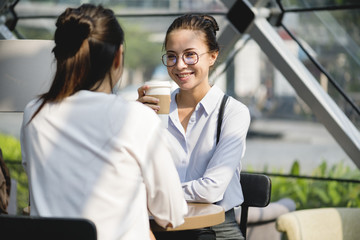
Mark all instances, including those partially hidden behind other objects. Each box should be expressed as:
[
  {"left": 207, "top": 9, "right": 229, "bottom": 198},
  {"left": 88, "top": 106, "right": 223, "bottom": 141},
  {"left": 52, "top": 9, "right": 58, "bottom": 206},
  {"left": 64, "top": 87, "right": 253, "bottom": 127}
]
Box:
[{"left": 176, "top": 72, "right": 193, "bottom": 80}]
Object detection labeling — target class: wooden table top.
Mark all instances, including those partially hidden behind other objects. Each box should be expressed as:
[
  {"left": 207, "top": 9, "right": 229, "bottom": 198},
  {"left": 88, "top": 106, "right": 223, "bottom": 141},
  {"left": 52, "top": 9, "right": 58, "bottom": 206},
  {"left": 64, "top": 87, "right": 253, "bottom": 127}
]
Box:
[{"left": 150, "top": 203, "right": 225, "bottom": 232}]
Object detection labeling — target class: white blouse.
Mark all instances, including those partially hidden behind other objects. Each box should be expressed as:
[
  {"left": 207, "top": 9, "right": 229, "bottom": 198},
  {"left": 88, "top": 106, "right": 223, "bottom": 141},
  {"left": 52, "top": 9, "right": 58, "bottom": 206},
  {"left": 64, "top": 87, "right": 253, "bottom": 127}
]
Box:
[
  {"left": 168, "top": 85, "right": 251, "bottom": 211},
  {"left": 21, "top": 90, "right": 187, "bottom": 240}
]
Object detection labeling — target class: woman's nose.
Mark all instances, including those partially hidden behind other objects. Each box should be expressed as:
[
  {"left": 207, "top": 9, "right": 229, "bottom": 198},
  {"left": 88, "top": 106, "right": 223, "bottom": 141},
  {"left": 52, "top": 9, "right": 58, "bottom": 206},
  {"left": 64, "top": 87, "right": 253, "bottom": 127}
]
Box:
[{"left": 175, "top": 56, "right": 187, "bottom": 68}]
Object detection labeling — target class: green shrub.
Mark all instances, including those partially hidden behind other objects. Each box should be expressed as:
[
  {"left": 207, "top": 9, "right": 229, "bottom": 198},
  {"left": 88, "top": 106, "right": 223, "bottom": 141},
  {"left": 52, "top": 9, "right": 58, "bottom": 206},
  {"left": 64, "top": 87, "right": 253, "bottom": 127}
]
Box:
[
  {"left": 270, "top": 161, "right": 360, "bottom": 210},
  {"left": 0, "top": 134, "right": 29, "bottom": 214},
  {"left": 0, "top": 134, "right": 21, "bottom": 162}
]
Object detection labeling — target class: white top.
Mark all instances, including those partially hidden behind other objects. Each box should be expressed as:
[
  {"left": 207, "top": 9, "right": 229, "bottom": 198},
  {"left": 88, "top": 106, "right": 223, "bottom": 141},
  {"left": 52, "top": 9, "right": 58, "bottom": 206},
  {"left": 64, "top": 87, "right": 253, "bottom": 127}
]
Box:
[
  {"left": 167, "top": 85, "right": 251, "bottom": 211},
  {"left": 21, "top": 90, "right": 187, "bottom": 240}
]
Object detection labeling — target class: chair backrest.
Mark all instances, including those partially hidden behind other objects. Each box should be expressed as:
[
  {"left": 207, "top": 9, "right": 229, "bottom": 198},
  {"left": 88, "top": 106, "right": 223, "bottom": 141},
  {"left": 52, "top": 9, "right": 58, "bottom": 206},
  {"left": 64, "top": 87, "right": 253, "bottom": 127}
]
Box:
[
  {"left": 239, "top": 172, "right": 272, "bottom": 239},
  {"left": 276, "top": 207, "right": 360, "bottom": 240},
  {"left": 0, "top": 215, "right": 97, "bottom": 240}
]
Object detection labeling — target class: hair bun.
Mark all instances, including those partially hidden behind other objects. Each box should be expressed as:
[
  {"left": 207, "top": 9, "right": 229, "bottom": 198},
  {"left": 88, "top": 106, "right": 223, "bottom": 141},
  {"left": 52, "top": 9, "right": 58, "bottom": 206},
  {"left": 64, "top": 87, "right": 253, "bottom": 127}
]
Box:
[
  {"left": 203, "top": 15, "right": 219, "bottom": 35},
  {"left": 53, "top": 15, "right": 93, "bottom": 59}
]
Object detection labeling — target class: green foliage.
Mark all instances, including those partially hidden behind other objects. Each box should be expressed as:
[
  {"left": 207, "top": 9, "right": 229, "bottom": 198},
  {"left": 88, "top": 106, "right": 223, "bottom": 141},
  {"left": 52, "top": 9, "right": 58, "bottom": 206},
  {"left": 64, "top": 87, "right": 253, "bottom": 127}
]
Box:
[
  {"left": 122, "top": 21, "right": 163, "bottom": 79},
  {"left": 0, "top": 134, "right": 21, "bottom": 161},
  {"left": 0, "top": 134, "right": 29, "bottom": 214},
  {"left": 270, "top": 160, "right": 360, "bottom": 210}
]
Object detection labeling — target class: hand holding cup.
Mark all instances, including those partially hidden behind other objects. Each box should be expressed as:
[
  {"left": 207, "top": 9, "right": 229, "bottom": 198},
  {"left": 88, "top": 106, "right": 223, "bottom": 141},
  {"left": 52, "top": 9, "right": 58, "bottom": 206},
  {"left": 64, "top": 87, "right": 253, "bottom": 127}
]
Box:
[
  {"left": 137, "top": 81, "right": 171, "bottom": 127},
  {"left": 137, "top": 85, "right": 160, "bottom": 113}
]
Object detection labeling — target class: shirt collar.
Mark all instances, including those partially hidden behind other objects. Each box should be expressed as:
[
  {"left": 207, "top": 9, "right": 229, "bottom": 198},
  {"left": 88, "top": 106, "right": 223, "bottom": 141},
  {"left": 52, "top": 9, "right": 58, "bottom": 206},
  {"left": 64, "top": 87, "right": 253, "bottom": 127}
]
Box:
[
  {"left": 170, "top": 85, "right": 224, "bottom": 116},
  {"left": 200, "top": 85, "right": 224, "bottom": 116}
]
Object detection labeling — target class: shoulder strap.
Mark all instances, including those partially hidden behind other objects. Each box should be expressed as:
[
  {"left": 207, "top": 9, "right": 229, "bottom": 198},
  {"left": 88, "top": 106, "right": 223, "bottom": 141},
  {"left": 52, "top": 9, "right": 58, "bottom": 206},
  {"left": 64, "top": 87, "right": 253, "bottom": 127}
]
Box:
[{"left": 216, "top": 94, "right": 229, "bottom": 145}]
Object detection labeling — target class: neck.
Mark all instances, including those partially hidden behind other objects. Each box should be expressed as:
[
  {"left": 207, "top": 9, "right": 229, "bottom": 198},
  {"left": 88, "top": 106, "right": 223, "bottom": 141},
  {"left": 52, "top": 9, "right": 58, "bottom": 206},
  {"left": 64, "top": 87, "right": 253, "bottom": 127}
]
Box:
[
  {"left": 92, "top": 74, "right": 112, "bottom": 94},
  {"left": 177, "top": 84, "right": 211, "bottom": 108}
]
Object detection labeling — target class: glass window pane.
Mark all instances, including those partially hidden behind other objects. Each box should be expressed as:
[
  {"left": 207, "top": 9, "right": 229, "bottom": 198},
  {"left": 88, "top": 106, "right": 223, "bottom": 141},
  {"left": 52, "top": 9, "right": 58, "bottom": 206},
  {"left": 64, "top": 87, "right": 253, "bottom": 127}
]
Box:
[
  {"left": 280, "top": 9, "right": 360, "bottom": 128},
  {"left": 279, "top": 0, "right": 360, "bottom": 9},
  {"left": 226, "top": 39, "right": 357, "bottom": 174}
]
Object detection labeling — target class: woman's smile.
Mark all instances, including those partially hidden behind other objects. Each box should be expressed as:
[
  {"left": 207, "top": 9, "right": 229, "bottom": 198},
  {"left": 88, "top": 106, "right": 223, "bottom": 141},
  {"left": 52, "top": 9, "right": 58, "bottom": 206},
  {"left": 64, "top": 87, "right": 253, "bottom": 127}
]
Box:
[{"left": 176, "top": 72, "right": 194, "bottom": 81}]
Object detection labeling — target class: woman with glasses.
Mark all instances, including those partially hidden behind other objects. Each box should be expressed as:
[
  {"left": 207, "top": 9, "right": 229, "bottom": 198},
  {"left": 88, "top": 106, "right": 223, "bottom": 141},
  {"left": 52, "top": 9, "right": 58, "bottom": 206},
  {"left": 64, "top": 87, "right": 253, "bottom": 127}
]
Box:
[
  {"left": 20, "top": 4, "right": 187, "bottom": 240},
  {"left": 137, "top": 14, "right": 250, "bottom": 240}
]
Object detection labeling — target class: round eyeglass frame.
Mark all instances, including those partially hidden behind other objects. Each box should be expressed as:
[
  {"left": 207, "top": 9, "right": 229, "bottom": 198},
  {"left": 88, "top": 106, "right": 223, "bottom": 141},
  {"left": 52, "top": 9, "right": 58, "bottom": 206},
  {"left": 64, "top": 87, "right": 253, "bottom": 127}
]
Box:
[{"left": 161, "top": 51, "right": 200, "bottom": 67}]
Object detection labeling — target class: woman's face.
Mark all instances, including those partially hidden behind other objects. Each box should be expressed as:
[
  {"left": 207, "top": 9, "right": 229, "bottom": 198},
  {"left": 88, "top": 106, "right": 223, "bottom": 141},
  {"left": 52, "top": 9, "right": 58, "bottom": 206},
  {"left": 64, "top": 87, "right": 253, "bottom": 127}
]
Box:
[{"left": 165, "top": 29, "right": 218, "bottom": 92}]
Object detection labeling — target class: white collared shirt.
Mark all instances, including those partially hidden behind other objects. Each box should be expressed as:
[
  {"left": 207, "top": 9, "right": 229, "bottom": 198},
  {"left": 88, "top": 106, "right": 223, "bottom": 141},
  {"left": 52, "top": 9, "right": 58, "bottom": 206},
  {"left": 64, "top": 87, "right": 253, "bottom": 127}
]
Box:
[
  {"left": 21, "top": 90, "right": 187, "bottom": 240},
  {"left": 167, "top": 85, "right": 251, "bottom": 211}
]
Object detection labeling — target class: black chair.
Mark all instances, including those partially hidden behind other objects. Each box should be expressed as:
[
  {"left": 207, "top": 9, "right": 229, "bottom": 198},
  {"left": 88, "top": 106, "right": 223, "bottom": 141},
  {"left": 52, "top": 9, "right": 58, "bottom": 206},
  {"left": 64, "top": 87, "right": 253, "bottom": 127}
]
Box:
[
  {"left": 239, "top": 172, "right": 272, "bottom": 239},
  {"left": 0, "top": 215, "right": 97, "bottom": 240}
]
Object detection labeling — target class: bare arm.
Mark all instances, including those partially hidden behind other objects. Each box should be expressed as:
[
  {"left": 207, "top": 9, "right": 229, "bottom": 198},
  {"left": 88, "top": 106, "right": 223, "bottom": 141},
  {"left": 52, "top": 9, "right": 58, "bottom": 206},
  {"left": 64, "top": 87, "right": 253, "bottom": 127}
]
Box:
[{"left": 150, "top": 229, "right": 156, "bottom": 240}]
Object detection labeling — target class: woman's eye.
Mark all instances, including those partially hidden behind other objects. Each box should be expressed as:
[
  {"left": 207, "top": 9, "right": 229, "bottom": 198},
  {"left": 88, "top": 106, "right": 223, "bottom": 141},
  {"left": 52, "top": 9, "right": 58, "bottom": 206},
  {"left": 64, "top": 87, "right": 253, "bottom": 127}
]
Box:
[
  {"left": 184, "top": 52, "right": 196, "bottom": 58},
  {"left": 167, "top": 54, "right": 176, "bottom": 60}
]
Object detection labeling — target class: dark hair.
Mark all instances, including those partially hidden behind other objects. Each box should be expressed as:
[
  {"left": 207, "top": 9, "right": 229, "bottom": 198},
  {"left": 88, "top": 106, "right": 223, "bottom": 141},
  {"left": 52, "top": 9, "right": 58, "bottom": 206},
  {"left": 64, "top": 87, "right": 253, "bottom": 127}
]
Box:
[
  {"left": 164, "top": 14, "right": 220, "bottom": 53},
  {"left": 30, "top": 4, "right": 124, "bottom": 121}
]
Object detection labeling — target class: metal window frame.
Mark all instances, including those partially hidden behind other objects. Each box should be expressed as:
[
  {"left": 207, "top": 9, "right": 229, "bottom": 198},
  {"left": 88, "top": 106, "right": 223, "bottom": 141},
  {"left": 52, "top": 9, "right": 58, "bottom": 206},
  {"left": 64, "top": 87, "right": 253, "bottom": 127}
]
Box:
[{"left": 222, "top": 0, "right": 360, "bottom": 167}]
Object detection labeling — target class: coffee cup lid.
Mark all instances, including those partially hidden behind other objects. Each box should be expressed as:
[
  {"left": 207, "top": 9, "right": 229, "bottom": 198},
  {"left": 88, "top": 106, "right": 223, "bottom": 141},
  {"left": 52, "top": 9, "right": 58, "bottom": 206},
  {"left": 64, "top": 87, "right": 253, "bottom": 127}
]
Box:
[{"left": 144, "top": 80, "right": 171, "bottom": 88}]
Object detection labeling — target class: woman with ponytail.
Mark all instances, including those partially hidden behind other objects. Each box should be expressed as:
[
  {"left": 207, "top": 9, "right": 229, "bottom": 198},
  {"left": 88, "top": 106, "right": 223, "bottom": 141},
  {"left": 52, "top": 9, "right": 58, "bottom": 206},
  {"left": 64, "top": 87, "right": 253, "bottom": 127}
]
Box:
[
  {"left": 138, "top": 14, "right": 250, "bottom": 240},
  {"left": 20, "top": 4, "right": 187, "bottom": 240}
]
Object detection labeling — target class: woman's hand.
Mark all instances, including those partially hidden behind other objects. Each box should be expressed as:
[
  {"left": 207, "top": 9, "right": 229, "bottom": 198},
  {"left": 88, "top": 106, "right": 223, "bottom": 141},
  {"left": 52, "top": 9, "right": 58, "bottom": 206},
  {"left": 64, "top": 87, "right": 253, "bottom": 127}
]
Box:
[{"left": 137, "top": 85, "right": 160, "bottom": 113}]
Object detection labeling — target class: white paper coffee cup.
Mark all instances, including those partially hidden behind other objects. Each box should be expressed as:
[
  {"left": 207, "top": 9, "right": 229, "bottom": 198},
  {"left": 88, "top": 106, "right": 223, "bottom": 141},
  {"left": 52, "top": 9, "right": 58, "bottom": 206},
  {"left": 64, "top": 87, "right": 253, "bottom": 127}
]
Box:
[{"left": 145, "top": 80, "right": 171, "bottom": 128}]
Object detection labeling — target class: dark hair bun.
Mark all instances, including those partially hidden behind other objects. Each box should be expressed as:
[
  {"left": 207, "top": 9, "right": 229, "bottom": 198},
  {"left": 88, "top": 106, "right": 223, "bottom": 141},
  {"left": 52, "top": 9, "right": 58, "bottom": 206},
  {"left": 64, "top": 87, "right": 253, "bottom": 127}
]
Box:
[
  {"left": 53, "top": 13, "right": 94, "bottom": 59},
  {"left": 202, "top": 15, "right": 219, "bottom": 36}
]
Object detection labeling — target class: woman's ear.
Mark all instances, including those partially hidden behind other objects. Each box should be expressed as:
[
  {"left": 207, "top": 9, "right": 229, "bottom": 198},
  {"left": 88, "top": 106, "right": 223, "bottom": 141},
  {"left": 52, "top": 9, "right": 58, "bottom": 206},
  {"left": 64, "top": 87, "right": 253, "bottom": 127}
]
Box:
[
  {"left": 209, "top": 51, "right": 219, "bottom": 67},
  {"left": 114, "top": 44, "right": 124, "bottom": 69}
]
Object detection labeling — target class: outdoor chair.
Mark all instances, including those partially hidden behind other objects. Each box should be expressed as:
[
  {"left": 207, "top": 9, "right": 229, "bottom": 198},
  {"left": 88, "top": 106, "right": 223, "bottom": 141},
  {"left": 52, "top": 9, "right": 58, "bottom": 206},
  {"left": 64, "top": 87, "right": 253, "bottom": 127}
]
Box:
[
  {"left": 276, "top": 207, "right": 360, "bottom": 240},
  {"left": 239, "top": 172, "right": 272, "bottom": 239},
  {"left": 0, "top": 215, "right": 97, "bottom": 240},
  {"left": 235, "top": 198, "right": 296, "bottom": 240}
]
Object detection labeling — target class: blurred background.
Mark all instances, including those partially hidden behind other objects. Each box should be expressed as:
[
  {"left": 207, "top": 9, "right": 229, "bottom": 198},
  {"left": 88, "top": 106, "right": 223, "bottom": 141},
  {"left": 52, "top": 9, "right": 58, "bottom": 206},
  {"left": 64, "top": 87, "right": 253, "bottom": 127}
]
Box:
[{"left": 1, "top": 0, "right": 359, "bottom": 217}]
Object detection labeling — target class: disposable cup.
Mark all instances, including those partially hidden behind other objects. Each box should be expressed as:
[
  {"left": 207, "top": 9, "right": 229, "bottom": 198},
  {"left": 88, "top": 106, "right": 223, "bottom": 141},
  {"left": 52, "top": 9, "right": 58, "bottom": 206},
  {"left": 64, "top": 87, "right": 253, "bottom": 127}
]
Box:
[{"left": 145, "top": 80, "right": 171, "bottom": 127}]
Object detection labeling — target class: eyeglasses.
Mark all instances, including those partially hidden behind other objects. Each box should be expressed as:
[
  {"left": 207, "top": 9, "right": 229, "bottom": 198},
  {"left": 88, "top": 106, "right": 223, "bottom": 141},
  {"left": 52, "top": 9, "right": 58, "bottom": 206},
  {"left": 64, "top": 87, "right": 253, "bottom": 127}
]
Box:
[{"left": 162, "top": 51, "right": 207, "bottom": 67}]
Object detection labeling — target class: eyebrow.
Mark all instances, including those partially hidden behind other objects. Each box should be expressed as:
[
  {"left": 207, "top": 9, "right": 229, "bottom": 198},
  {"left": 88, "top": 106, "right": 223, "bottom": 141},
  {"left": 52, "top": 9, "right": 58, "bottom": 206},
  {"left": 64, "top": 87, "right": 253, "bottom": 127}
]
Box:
[{"left": 166, "top": 48, "right": 197, "bottom": 54}]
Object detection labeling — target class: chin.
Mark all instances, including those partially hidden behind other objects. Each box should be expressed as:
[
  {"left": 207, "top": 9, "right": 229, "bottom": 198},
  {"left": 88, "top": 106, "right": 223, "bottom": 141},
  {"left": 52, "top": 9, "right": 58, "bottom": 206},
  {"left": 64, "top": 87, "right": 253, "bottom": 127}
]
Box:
[{"left": 179, "top": 84, "right": 194, "bottom": 91}]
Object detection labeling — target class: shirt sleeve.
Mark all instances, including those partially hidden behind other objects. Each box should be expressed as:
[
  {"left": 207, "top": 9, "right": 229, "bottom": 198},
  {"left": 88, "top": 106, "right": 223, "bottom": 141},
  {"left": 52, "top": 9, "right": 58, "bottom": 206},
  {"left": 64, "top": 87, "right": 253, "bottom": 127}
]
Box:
[
  {"left": 142, "top": 122, "right": 188, "bottom": 229},
  {"left": 181, "top": 101, "right": 251, "bottom": 203}
]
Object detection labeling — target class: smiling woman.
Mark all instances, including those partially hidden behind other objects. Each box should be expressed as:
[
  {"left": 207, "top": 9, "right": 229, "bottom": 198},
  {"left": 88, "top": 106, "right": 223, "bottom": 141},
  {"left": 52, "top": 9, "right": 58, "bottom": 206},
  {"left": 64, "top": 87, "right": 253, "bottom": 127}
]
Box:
[
  {"left": 138, "top": 13, "right": 250, "bottom": 240},
  {"left": 164, "top": 29, "right": 217, "bottom": 101}
]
